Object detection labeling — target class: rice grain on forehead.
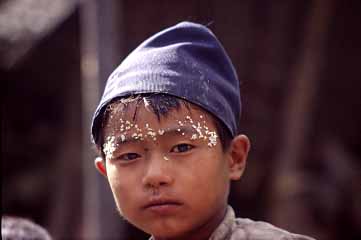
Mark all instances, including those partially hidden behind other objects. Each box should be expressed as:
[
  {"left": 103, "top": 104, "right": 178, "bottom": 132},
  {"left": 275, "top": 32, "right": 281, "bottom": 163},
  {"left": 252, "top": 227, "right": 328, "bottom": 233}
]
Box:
[
  {"left": 98, "top": 94, "right": 232, "bottom": 157},
  {"left": 101, "top": 113, "right": 219, "bottom": 162}
]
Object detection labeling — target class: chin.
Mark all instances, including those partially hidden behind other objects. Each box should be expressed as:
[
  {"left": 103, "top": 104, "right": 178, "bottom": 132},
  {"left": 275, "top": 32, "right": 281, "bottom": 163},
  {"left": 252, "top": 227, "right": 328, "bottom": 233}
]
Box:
[
  {"left": 151, "top": 231, "right": 182, "bottom": 240},
  {"left": 144, "top": 223, "right": 187, "bottom": 239}
]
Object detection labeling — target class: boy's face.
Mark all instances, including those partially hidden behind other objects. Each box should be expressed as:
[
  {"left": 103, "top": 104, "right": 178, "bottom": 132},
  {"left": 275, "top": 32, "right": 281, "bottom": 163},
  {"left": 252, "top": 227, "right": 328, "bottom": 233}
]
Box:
[{"left": 95, "top": 101, "right": 249, "bottom": 239}]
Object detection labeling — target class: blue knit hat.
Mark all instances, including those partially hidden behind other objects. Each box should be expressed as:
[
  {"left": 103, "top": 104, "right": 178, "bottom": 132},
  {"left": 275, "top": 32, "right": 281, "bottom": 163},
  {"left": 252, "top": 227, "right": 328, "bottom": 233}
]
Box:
[{"left": 91, "top": 21, "right": 241, "bottom": 143}]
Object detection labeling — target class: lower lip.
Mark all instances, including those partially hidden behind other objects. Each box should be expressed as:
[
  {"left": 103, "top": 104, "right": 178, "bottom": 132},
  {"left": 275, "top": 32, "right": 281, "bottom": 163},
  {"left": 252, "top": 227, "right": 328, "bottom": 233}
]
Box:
[{"left": 146, "top": 204, "right": 181, "bottom": 215}]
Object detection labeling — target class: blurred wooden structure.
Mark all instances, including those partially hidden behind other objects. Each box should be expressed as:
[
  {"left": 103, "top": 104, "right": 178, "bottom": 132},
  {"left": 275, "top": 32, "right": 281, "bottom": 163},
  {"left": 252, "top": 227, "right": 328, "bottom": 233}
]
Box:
[{"left": 2, "top": 1, "right": 361, "bottom": 240}]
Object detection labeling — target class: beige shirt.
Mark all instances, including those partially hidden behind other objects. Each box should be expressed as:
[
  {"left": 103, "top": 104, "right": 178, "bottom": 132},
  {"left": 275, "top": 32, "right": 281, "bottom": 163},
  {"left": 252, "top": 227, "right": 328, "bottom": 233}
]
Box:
[
  {"left": 150, "top": 206, "right": 316, "bottom": 240},
  {"left": 209, "top": 206, "right": 316, "bottom": 240}
]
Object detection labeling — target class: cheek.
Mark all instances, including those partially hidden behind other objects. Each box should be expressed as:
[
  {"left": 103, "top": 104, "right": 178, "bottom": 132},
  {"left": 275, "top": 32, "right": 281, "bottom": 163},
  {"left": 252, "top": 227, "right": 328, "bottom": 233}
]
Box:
[
  {"left": 194, "top": 149, "right": 229, "bottom": 180},
  {"left": 183, "top": 152, "right": 229, "bottom": 200},
  {"left": 106, "top": 165, "right": 137, "bottom": 209}
]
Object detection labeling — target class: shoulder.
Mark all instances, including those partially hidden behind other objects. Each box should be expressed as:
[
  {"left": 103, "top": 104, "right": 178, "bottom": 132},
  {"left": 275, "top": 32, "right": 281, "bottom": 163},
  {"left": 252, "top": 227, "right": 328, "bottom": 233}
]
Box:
[{"left": 229, "top": 217, "right": 316, "bottom": 240}]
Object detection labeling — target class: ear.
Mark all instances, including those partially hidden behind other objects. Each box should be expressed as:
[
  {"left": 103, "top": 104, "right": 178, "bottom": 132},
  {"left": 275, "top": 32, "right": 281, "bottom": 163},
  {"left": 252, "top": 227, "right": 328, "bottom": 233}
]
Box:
[
  {"left": 227, "top": 134, "right": 250, "bottom": 180},
  {"left": 94, "top": 157, "right": 107, "bottom": 177}
]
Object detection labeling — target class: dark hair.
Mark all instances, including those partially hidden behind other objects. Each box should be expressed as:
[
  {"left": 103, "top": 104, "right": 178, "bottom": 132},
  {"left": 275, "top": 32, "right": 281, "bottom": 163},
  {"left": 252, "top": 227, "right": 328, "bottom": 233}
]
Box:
[
  {"left": 1, "top": 216, "right": 52, "bottom": 240},
  {"left": 95, "top": 93, "right": 233, "bottom": 157}
]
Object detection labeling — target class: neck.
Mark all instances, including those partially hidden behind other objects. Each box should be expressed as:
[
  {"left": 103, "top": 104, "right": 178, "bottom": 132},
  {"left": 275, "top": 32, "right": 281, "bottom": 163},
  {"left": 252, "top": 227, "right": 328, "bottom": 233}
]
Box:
[{"left": 154, "top": 204, "right": 227, "bottom": 240}]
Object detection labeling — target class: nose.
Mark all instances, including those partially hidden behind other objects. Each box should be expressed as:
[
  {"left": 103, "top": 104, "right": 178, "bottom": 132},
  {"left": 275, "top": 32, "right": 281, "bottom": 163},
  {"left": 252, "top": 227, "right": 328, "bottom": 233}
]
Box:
[{"left": 142, "top": 153, "right": 174, "bottom": 189}]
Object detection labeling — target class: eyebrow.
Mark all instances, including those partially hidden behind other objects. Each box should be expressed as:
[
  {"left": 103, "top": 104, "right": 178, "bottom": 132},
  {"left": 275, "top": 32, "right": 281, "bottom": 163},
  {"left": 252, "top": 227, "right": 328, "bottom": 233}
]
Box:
[
  {"left": 115, "top": 136, "right": 142, "bottom": 145},
  {"left": 161, "top": 126, "right": 197, "bottom": 137},
  {"left": 115, "top": 126, "right": 197, "bottom": 145}
]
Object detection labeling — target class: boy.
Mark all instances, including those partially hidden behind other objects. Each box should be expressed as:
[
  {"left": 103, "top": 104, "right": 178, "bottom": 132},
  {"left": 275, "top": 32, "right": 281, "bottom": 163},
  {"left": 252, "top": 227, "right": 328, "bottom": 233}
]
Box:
[{"left": 91, "top": 22, "right": 315, "bottom": 240}]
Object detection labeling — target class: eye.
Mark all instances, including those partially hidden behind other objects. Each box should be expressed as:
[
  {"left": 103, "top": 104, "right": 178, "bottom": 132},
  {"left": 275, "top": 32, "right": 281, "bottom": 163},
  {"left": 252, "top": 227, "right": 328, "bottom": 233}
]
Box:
[
  {"left": 171, "top": 144, "right": 194, "bottom": 153},
  {"left": 117, "top": 152, "right": 141, "bottom": 161}
]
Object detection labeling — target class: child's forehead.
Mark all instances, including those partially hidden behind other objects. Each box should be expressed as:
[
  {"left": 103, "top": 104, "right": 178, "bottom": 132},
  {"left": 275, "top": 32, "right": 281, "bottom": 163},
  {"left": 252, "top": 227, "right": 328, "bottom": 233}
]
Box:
[{"left": 104, "top": 100, "right": 214, "bottom": 129}]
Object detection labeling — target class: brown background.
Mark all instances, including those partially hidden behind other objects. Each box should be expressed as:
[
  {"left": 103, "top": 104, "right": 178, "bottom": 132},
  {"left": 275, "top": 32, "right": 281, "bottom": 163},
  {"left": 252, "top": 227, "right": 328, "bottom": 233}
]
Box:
[{"left": 2, "top": 0, "right": 360, "bottom": 239}]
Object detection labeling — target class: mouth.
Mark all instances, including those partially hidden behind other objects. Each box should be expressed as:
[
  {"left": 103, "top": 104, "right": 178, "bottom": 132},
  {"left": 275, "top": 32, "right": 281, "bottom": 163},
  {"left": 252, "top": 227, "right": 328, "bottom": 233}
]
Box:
[{"left": 143, "top": 198, "right": 182, "bottom": 215}]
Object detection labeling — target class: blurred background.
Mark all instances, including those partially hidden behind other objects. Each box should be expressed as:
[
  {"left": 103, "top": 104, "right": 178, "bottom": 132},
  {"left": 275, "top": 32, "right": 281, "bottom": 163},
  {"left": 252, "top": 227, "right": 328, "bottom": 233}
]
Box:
[{"left": 1, "top": 0, "right": 360, "bottom": 239}]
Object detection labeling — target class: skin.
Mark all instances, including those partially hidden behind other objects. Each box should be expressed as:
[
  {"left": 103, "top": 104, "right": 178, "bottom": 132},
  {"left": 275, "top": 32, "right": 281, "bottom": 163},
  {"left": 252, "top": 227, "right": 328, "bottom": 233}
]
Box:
[{"left": 95, "top": 102, "right": 250, "bottom": 240}]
